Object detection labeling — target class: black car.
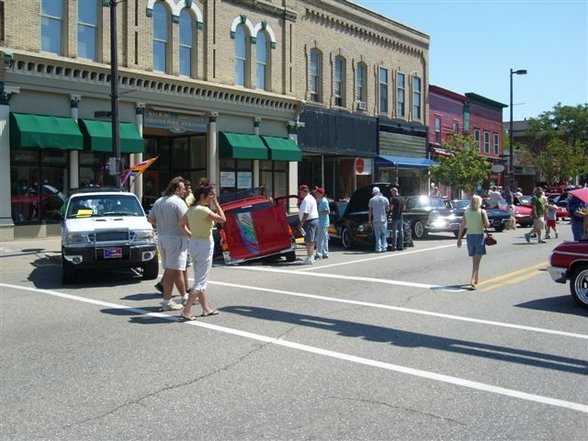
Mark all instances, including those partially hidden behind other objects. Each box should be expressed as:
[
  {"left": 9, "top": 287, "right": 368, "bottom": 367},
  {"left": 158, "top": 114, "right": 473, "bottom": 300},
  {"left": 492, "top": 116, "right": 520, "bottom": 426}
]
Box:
[
  {"left": 451, "top": 198, "right": 511, "bottom": 232},
  {"left": 403, "top": 195, "right": 461, "bottom": 239},
  {"left": 328, "top": 183, "right": 412, "bottom": 250}
]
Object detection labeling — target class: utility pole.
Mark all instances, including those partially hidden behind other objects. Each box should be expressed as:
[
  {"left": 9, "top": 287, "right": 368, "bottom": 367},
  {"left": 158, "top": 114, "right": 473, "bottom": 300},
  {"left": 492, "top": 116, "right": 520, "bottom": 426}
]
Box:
[{"left": 107, "top": 0, "right": 121, "bottom": 186}]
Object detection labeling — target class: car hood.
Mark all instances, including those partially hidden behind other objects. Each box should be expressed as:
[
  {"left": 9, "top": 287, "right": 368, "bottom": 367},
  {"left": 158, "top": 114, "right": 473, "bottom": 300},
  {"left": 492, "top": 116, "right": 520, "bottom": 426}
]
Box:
[
  {"left": 344, "top": 183, "right": 393, "bottom": 217},
  {"left": 64, "top": 216, "right": 152, "bottom": 233}
]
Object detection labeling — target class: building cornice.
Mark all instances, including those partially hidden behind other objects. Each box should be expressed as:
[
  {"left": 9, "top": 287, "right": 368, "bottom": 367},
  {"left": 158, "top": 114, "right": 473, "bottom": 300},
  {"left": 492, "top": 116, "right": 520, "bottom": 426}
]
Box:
[{"left": 1, "top": 49, "right": 303, "bottom": 117}]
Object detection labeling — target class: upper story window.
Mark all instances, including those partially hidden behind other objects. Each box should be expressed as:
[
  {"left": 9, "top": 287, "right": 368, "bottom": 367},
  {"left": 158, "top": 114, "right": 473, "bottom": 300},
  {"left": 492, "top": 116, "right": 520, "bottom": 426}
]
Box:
[
  {"left": 493, "top": 133, "right": 499, "bottom": 155},
  {"left": 310, "top": 49, "right": 322, "bottom": 102},
  {"left": 152, "top": 2, "right": 168, "bottom": 72},
  {"left": 41, "top": 0, "right": 63, "bottom": 55},
  {"left": 474, "top": 128, "right": 481, "bottom": 147},
  {"left": 435, "top": 117, "right": 441, "bottom": 143},
  {"left": 179, "top": 9, "right": 193, "bottom": 77},
  {"left": 396, "top": 72, "right": 405, "bottom": 117},
  {"left": 412, "top": 76, "right": 421, "bottom": 120},
  {"left": 484, "top": 131, "right": 490, "bottom": 154},
  {"left": 379, "top": 67, "right": 388, "bottom": 114},
  {"left": 356, "top": 62, "right": 367, "bottom": 104},
  {"left": 235, "top": 24, "right": 248, "bottom": 87},
  {"left": 452, "top": 121, "right": 459, "bottom": 133},
  {"left": 256, "top": 31, "right": 269, "bottom": 90},
  {"left": 77, "top": 0, "right": 98, "bottom": 61},
  {"left": 334, "top": 56, "right": 345, "bottom": 107}
]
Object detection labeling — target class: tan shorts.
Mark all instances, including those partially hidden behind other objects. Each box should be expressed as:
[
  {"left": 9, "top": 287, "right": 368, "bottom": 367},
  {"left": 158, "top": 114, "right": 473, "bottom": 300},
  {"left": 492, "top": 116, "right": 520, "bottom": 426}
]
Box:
[{"left": 533, "top": 218, "right": 545, "bottom": 230}]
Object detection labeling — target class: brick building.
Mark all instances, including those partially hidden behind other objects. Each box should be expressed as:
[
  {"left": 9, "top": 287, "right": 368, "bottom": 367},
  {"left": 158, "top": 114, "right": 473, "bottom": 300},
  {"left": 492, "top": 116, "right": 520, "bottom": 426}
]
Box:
[{"left": 0, "top": 0, "right": 429, "bottom": 237}]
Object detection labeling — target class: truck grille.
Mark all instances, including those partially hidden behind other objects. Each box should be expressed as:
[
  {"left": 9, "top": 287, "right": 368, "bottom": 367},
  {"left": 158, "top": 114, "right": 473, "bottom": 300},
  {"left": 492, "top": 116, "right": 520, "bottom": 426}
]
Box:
[{"left": 94, "top": 230, "right": 130, "bottom": 242}]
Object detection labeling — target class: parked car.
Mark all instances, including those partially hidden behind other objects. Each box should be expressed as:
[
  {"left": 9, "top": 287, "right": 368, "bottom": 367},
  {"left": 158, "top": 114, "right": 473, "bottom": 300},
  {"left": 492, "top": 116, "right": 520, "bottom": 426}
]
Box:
[
  {"left": 480, "top": 198, "right": 511, "bottom": 232},
  {"left": 513, "top": 195, "right": 533, "bottom": 227},
  {"left": 327, "top": 183, "right": 413, "bottom": 250},
  {"left": 547, "top": 238, "right": 588, "bottom": 308},
  {"left": 403, "top": 195, "right": 461, "bottom": 239},
  {"left": 216, "top": 189, "right": 296, "bottom": 265},
  {"left": 61, "top": 187, "right": 158, "bottom": 284}
]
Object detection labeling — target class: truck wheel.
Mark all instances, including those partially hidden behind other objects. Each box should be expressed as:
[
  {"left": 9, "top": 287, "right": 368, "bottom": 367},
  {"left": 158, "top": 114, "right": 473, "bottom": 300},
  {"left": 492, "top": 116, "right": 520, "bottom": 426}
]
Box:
[
  {"left": 285, "top": 251, "right": 297, "bottom": 262},
  {"left": 142, "top": 256, "right": 159, "bottom": 280},
  {"left": 62, "top": 257, "right": 77, "bottom": 285},
  {"left": 570, "top": 265, "right": 588, "bottom": 309},
  {"left": 341, "top": 227, "right": 353, "bottom": 249},
  {"left": 412, "top": 220, "right": 427, "bottom": 239}
]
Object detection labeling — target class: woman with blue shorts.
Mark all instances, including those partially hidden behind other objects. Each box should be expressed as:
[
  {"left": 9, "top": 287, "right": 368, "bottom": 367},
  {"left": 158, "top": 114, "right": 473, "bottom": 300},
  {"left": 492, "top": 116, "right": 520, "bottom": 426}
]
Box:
[{"left": 456, "top": 194, "right": 490, "bottom": 290}]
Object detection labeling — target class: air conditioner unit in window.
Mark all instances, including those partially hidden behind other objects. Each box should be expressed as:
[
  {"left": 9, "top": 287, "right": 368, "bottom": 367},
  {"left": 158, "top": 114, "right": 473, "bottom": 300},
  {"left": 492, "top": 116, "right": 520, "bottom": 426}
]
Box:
[{"left": 356, "top": 101, "right": 367, "bottom": 111}]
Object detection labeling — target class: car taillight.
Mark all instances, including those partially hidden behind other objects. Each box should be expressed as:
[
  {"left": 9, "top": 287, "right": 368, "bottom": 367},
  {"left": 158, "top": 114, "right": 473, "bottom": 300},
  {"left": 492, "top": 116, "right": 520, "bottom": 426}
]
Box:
[{"left": 219, "top": 229, "right": 229, "bottom": 251}]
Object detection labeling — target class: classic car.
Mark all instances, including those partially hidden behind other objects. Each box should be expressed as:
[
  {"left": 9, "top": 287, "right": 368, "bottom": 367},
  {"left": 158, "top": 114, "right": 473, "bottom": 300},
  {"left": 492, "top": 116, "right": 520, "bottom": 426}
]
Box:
[
  {"left": 403, "top": 195, "right": 461, "bottom": 239},
  {"left": 327, "top": 183, "right": 413, "bottom": 250},
  {"left": 547, "top": 238, "right": 588, "bottom": 308},
  {"left": 513, "top": 195, "right": 533, "bottom": 227},
  {"left": 217, "top": 189, "right": 297, "bottom": 265}
]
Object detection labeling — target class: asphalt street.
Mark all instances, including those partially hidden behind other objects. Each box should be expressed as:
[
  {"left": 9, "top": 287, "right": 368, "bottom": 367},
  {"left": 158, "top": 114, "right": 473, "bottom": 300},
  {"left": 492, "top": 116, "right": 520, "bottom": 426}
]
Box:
[{"left": 0, "top": 225, "right": 586, "bottom": 440}]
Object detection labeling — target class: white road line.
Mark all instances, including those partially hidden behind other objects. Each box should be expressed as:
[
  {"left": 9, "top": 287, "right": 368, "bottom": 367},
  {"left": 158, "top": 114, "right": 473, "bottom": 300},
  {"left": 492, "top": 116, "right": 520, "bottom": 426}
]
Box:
[
  {"left": 296, "top": 244, "right": 457, "bottom": 272},
  {"left": 228, "top": 266, "right": 441, "bottom": 289},
  {"left": 1, "top": 282, "right": 586, "bottom": 414},
  {"left": 207, "top": 281, "right": 588, "bottom": 340}
]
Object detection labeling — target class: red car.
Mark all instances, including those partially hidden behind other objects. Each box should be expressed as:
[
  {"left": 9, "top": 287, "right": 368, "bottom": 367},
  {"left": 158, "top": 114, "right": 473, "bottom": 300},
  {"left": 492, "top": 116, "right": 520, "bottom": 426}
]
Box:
[
  {"left": 547, "top": 239, "right": 588, "bottom": 308},
  {"left": 217, "top": 191, "right": 296, "bottom": 265},
  {"left": 513, "top": 195, "right": 533, "bottom": 227}
]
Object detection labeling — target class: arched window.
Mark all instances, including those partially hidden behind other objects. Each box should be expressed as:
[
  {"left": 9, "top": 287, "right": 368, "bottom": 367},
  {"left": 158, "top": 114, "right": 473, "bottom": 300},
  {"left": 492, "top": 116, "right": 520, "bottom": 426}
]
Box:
[
  {"left": 179, "top": 9, "right": 193, "bottom": 77},
  {"left": 356, "top": 62, "right": 367, "bottom": 105},
  {"left": 41, "top": 0, "right": 63, "bottom": 55},
  {"left": 256, "top": 31, "right": 269, "bottom": 90},
  {"left": 234, "top": 24, "right": 248, "bottom": 87},
  {"left": 310, "top": 49, "right": 322, "bottom": 102},
  {"left": 152, "top": 2, "right": 168, "bottom": 72},
  {"left": 334, "top": 56, "right": 345, "bottom": 107},
  {"left": 78, "top": 0, "right": 98, "bottom": 60}
]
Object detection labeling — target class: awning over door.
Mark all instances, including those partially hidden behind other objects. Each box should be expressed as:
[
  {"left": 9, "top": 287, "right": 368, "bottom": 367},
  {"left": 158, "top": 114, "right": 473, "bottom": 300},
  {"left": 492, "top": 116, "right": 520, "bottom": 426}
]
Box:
[
  {"left": 9, "top": 113, "right": 83, "bottom": 150},
  {"left": 261, "top": 136, "right": 302, "bottom": 161},
  {"left": 376, "top": 155, "right": 439, "bottom": 169},
  {"left": 79, "top": 119, "right": 144, "bottom": 153},
  {"left": 219, "top": 132, "right": 268, "bottom": 160}
]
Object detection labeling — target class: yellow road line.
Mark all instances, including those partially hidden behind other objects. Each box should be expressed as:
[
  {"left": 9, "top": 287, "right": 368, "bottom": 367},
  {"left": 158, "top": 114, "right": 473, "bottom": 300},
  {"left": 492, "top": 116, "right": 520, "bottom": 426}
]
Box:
[{"left": 480, "top": 261, "right": 548, "bottom": 292}]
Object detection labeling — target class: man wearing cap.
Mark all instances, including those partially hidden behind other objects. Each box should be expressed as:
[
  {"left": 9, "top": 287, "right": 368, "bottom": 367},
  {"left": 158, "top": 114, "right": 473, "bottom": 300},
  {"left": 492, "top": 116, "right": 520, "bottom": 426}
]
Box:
[
  {"left": 368, "top": 186, "right": 390, "bottom": 253},
  {"left": 298, "top": 185, "right": 319, "bottom": 264}
]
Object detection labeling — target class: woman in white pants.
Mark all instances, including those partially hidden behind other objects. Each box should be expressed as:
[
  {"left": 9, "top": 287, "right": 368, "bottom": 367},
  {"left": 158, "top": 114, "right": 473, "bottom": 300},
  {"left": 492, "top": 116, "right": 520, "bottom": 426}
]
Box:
[{"left": 179, "top": 183, "right": 226, "bottom": 320}]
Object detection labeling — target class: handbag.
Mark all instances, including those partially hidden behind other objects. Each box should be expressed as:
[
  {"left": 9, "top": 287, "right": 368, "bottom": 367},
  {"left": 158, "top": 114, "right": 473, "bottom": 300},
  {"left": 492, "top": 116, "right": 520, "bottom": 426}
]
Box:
[{"left": 484, "top": 232, "right": 497, "bottom": 246}]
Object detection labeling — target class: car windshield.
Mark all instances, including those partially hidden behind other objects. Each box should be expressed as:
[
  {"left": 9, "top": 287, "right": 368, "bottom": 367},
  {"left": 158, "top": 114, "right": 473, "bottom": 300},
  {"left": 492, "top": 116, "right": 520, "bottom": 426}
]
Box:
[
  {"left": 66, "top": 194, "right": 144, "bottom": 218},
  {"left": 452, "top": 200, "right": 470, "bottom": 209},
  {"left": 407, "top": 196, "right": 446, "bottom": 210},
  {"left": 483, "top": 198, "right": 508, "bottom": 208},
  {"left": 517, "top": 195, "right": 532, "bottom": 205}
]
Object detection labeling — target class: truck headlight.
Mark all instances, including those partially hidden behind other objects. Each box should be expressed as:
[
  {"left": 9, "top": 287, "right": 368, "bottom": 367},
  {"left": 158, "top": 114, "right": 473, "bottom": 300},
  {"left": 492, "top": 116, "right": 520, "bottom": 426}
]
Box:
[
  {"left": 65, "top": 232, "right": 91, "bottom": 245},
  {"left": 133, "top": 229, "right": 155, "bottom": 242}
]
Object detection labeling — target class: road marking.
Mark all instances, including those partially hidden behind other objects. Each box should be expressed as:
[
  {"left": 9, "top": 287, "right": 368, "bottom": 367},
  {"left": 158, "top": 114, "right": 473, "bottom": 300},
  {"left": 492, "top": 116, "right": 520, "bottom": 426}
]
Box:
[
  {"left": 296, "top": 244, "right": 457, "bottom": 272},
  {"left": 229, "top": 266, "right": 441, "bottom": 289},
  {"left": 479, "top": 261, "right": 547, "bottom": 292},
  {"left": 207, "top": 281, "right": 588, "bottom": 340},
  {"left": 1, "top": 282, "right": 586, "bottom": 414}
]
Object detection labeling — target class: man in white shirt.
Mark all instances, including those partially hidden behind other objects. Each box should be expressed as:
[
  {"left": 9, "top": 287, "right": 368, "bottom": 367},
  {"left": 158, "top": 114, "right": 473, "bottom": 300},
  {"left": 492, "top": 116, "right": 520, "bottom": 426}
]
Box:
[
  {"left": 148, "top": 177, "right": 189, "bottom": 310},
  {"left": 368, "top": 186, "right": 390, "bottom": 252},
  {"left": 298, "top": 185, "right": 319, "bottom": 265}
]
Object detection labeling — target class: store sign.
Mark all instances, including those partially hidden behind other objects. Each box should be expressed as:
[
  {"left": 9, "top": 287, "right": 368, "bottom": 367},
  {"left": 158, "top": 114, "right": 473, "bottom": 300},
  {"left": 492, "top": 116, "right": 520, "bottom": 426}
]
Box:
[
  {"left": 144, "top": 109, "right": 207, "bottom": 133},
  {"left": 220, "top": 171, "right": 235, "bottom": 188},
  {"left": 354, "top": 157, "right": 372, "bottom": 175},
  {"left": 379, "top": 131, "right": 426, "bottom": 157},
  {"left": 237, "top": 172, "right": 252, "bottom": 189}
]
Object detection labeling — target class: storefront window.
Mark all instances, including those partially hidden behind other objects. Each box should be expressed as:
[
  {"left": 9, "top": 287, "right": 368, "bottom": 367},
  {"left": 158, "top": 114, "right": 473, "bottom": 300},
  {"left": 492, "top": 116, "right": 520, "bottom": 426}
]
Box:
[
  {"left": 10, "top": 150, "right": 67, "bottom": 224},
  {"left": 260, "top": 160, "right": 288, "bottom": 199},
  {"left": 220, "top": 158, "right": 252, "bottom": 194}
]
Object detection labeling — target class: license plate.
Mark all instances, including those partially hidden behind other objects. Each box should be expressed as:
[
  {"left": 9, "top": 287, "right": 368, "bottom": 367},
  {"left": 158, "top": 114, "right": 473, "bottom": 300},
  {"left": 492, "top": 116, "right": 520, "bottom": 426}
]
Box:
[{"left": 104, "top": 248, "right": 122, "bottom": 259}]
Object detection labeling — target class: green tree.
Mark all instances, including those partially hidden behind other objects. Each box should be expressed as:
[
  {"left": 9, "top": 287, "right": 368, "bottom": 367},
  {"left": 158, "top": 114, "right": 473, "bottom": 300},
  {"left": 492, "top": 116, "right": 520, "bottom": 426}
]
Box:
[
  {"left": 533, "top": 138, "right": 588, "bottom": 186},
  {"left": 430, "top": 133, "right": 491, "bottom": 193},
  {"left": 528, "top": 103, "right": 588, "bottom": 155}
]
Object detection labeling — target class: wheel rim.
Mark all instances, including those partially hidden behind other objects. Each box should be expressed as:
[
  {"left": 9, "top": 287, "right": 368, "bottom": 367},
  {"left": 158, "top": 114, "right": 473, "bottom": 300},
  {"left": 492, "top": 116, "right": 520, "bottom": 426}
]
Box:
[
  {"left": 341, "top": 228, "right": 352, "bottom": 249},
  {"left": 414, "top": 221, "right": 424, "bottom": 239},
  {"left": 573, "top": 269, "right": 588, "bottom": 305}
]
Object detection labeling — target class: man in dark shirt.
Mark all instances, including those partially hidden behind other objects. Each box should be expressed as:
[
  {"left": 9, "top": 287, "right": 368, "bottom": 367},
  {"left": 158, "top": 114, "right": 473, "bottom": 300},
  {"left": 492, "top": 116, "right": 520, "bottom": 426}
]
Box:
[{"left": 389, "top": 187, "right": 406, "bottom": 251}]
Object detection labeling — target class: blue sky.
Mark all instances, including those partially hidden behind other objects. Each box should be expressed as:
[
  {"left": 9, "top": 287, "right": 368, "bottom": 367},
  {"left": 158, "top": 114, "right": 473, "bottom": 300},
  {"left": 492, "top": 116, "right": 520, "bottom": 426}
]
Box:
[{"left": 353, "top": 0, "right": 588, "bottom": 121}]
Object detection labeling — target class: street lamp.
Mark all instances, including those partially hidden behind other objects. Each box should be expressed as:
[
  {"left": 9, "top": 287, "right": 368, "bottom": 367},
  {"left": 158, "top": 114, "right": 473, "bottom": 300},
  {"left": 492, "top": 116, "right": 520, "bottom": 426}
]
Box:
[{"left": 508, "top": 68, "right": 527, "bottom": 189}]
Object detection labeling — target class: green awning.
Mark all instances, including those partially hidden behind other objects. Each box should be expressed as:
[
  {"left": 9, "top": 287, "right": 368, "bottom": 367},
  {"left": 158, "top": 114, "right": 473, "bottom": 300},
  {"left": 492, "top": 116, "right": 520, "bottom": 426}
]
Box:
[
  {"left": 219, "top": 132, "right": 268, "bottom": 160},
  {"left": 261, "top": 136, "right": 302, "bottom": 161},
  {"left": 9, "top": 113, "right": 83, "bottom": 150},
  {"left": 79, "top": 119, "right": 144, "bottom": 153}
]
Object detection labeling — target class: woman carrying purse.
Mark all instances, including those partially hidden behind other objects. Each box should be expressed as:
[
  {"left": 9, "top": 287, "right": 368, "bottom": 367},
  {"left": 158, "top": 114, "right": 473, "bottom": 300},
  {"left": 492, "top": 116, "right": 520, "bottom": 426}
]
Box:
[{"left": 456, "top": 194, "right": 491, "bottom": 290}]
